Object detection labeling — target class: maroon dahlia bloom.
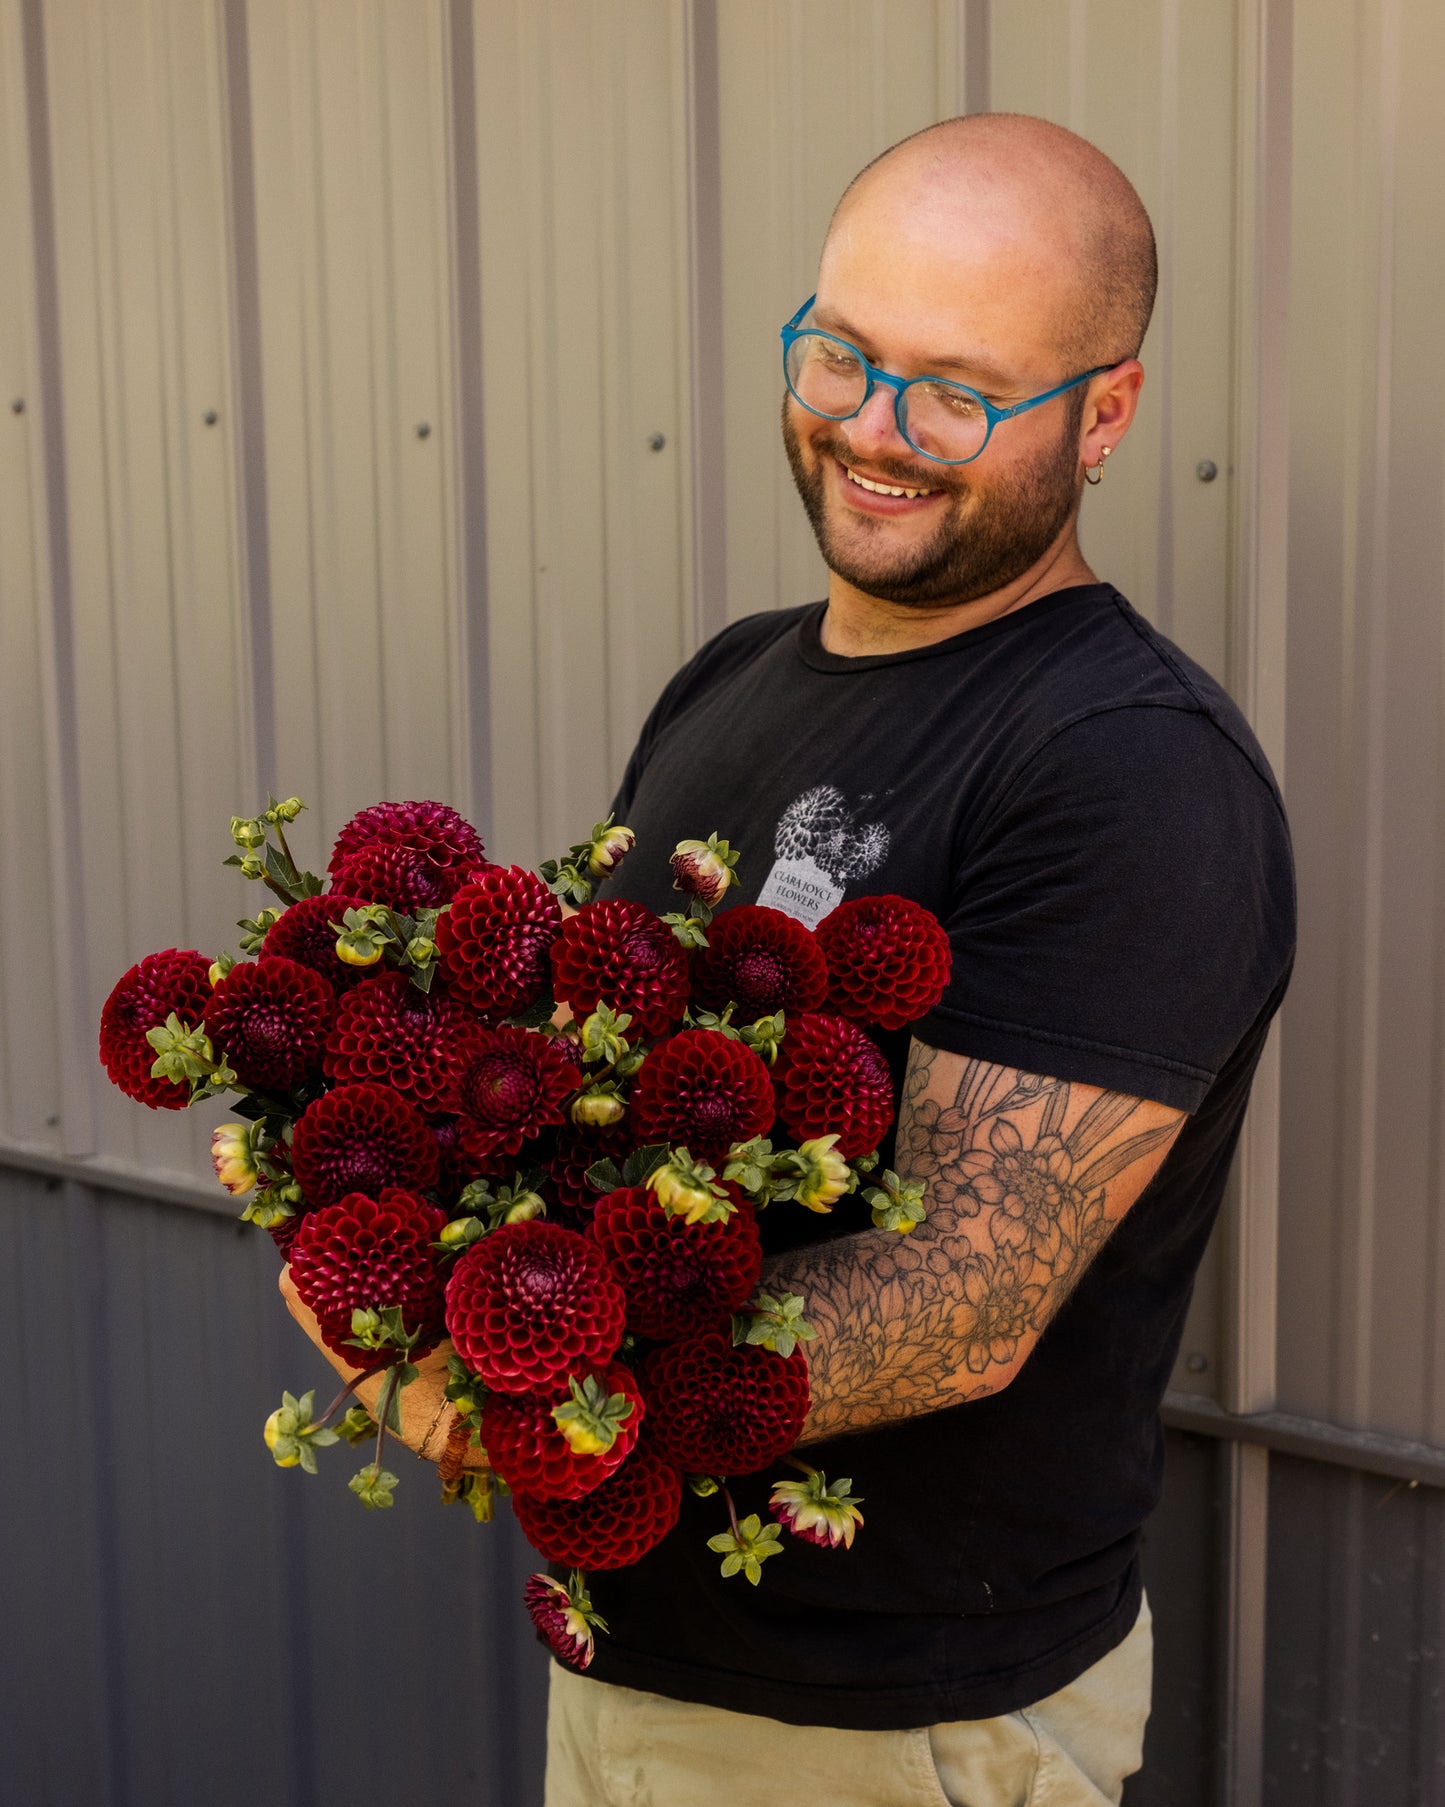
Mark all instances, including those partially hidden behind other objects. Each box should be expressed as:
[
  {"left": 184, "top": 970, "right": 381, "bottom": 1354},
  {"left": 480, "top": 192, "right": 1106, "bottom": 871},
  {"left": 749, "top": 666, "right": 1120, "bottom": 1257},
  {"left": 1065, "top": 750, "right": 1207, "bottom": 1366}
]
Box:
[
  {"left": 689, "top": 904, "right": 829, "bottom": 1020},
  {"left": 773, "top": 1012, "right": 894, "bottom": 1159},
  {"left": 449, "top": 1023, "right": 581, "bottom": 1164},
  {"left": 287, "top": 1187, "right": 448, "bottom": 1370},
  {"left": 524, "top": 1573, "right": 602, "bottom": 1671},
  {"left": 445, "top": 1220, "right": 625, "bottom": 1395},
  {"left": 203, "top": 956, "right": 333, "bottom": 1091},
  {"left": 642, "top": 1326, "right": 810, "bottom": 1477},
  {"left": 627, "top": 1028, "right": 775, "bottom": 1168},
  {"left": 324, "top": 971, "right": 482, "bottom": 1113},
  {"left": 511, "top": 1439, "right": 683, "bottom": 1570},
  {"left": 815, "top": 894, "right": 953, "bottom": 1031},
  {"left": 260, "top": 892, "right": 373, "bottom": 992},
  {"left": 435, "top": 865, "right": 562, "bottom": 1019},
  {"left": 589, "top": 1185, "right": 762, "bottom": 1341},
  {"left": 551, "top": 899, "right": 690, "bottom": 1038},
  {"left": 328, "top": 798, "right": 487, "bottom": 902},
  {"left": 99, "top": 948, "right": 215, "bottom": 1109},
  {"left": 481, "top": 1362, "right": 644, "bottom": 1500},
  {"left": 544, "top": 1123, "right": 635, "bottom": 1230},
  {"left": 327, "top": 841, "right": 454, "bottom": 913},
  {"left": 290, "top": 1082, "right": 440, "bottom": 1211}
]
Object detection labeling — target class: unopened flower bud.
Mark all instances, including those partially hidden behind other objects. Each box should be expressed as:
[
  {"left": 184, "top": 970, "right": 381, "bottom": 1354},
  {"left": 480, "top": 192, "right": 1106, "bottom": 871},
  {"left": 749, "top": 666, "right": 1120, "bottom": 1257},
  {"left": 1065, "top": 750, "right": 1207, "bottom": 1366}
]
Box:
[
  {"left": 571, "top": 1086, "right": 626, "bottom": 1129},
  {"left": 208, "top": 953, "right": 235, "bottom": 987},
  {"left": 405, "top": 936, "right": 437, "bottom": 966},
  {"left": 268, "top": 797, "right": 305, "bottom": 824},
  {"left": 238, "top": 854, "right": 264, "bottom": 881},
  {"left": 438, "top": 1216, "right": 485, "bottom": 1252},
  {"left": 230, "top": 816, "right": 266, "bottom": 850},
  {"left": 670, "top": 835, "right": 739, "bottom": 908},
  {"left": 501, "top": 1191, "right": 546, "bottom": 1225},
  {"left": 211, "top": 1123, "right": 259, "bottom": 1196},
  {"left": 649, "top": 1148, "right": 734, "bottom": 1226},
  {"left": 263, "top": 1407, "right": 300, "bottom": 1467},
  {"left": 793, "top": 1135, "right": 853, "bottom": 1214},
  {"left": 587, "top": 821, "right": 636, "bottom": 879},
  {"left": 336, "top": 932, "right": 385, "bottom": 967}
]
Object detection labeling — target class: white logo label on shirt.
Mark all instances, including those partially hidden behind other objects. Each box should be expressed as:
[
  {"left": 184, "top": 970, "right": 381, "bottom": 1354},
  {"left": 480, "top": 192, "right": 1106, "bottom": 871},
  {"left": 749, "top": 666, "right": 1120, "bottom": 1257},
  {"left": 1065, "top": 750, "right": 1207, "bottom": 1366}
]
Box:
[{"left": 754, "top": 785, "right": 891, "bottom": 928}]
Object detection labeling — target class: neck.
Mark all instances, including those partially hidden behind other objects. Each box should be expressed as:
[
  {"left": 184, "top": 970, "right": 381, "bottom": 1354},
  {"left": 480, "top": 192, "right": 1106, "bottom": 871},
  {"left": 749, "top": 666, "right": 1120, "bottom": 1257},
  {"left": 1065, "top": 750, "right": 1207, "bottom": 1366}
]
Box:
[{"left": 818, "top": 525, "right": 1097, "bottom": 657}]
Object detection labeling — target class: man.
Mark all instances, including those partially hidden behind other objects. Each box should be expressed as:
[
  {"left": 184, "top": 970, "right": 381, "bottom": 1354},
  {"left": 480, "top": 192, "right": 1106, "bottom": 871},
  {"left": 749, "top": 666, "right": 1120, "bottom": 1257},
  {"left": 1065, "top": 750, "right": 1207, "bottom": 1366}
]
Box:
[{"left": 288, "top": 114, "right": 1294, "bottom": 1805}]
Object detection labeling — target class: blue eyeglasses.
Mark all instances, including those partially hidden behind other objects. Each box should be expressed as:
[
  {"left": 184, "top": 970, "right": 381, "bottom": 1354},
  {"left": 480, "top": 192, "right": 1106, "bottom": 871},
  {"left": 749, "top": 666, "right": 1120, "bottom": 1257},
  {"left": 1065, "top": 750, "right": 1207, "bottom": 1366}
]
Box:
[{"left": 781, "top": 295, "right": 1113, "bottom": 465}]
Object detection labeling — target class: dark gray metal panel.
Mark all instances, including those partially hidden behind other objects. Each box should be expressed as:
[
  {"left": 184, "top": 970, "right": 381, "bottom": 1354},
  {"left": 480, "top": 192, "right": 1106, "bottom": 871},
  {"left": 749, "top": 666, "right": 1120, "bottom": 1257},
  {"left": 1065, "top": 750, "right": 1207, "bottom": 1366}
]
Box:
[
  {"left": 0, "top": 1166, "right": 547, "bottom": 1807},
  {"left": 1264, "top": 1452, "right": 1445, "bottom": 1806}
]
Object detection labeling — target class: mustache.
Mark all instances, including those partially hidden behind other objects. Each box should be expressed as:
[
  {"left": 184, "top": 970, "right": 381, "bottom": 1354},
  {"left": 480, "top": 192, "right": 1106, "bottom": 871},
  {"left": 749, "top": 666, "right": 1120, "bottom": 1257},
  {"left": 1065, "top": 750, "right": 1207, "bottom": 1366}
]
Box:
[{"left": 812, "top": 432, "right": 966, "bottom": 496}]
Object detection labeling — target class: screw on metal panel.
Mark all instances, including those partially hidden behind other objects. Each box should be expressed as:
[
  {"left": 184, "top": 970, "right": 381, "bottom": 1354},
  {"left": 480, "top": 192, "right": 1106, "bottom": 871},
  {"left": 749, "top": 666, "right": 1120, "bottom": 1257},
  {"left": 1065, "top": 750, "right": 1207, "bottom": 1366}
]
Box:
[
  {"left": 648, "top": 431, "right": 666, "bottom": 451},
  {"left": 202, "top": 409, "right": 219, "bottom": 426},
  {"left": 45, "top": 1112, "right": 59, "bottom": 1126},
  {"left": 416, "top": 422, "right": 432, "bottom": 439},
  {"left": 1184, "top": 1352, "right": 1209, "bottom": 1373},
  {"left": 10, "top": 397, "right": 23, "bottom": 413},
  {"left": 1195, "top": 459, "right": 1218, "bottom": 482}
]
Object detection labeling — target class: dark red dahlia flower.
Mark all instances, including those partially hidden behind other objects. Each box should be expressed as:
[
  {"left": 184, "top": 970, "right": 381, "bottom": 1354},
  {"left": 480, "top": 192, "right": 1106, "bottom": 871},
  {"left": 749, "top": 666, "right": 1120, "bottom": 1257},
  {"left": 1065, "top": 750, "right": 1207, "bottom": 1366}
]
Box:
[
  {"left": 290, "top": 1082, "right": 441, "bottom": 1211},
  {"left": 99, "top": 948, "right": 215, "bottom": 1109},
  {"left": 551, "top": 899, "right": 690, "bottom": 1038},
  {"left": 260, "top": 893, "right": 372, "bottom": 991},
  {"left": 287, "top": 1187, "right": 448, "bottom": 1370},
  {"left": 627, "top": 1028, "right": 775, "bottom": 1168},
  {"left": 544, "top": 1123, "right": 635, "bottom": 1230},
  {"left": 327, "top": 841, "right": 452, "bottom": 913},
  {"left": 203, "top": 956, "right": 333, "bottom": 1091},
  {"left": 524, "top": 1572, "right": 606, "bottom": 1671},
  {"left": 435, "top": 865, "right": 562, "bottom": 1019},
  {"left": 815, "top": 894, "right": 953, "bottom": 1031},
  {"left": 444, "top": 1220, "right": 625, "bottom": 1394},
  {"left": 642, "top": 1325, "right": 809, "bottom": 1476},
  {"left": 511, "top": 1439, "right": 683, "bottom": 1570},
  {"left": 481, "top": 1362, "right": 643, "bottom": 1500},
  {"left": 773, "top": 1012, "right": 894, "bottom": 1159},
  {"left": 324, "top": 971, "right": 482, "bottom": 1113},
  {"left": 589, "top": 1185, "right": 762, "bottom": 1340},
  {"left": 328, "top": 798, "right": 486, "bottom": 902},
  {"left": 689, "top": 904, "right": 829, "bottom": 1020},
  {"left": 449, "top": 1024, "right": 581, "bottom": 1164}
]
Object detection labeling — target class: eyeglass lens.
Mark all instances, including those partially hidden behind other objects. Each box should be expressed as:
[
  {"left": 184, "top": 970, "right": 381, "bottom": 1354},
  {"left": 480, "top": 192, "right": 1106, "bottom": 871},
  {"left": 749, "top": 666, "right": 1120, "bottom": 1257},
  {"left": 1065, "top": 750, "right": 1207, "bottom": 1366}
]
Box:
[{"left": 784, "top": 332, "right": 989, "bottom": 462}]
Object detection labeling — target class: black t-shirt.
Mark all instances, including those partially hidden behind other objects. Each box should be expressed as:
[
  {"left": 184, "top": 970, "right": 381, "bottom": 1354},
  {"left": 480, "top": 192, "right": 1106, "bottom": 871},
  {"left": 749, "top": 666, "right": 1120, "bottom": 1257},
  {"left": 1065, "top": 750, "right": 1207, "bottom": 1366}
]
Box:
[{"left": 574, "top": 583, "right": 1295, "bottom": 1729}]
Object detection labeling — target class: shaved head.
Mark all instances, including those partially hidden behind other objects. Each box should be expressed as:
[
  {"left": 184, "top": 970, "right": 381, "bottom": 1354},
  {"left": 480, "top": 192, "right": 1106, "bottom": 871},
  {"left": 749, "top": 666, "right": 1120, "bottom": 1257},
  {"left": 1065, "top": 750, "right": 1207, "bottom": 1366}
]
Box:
[{"left": 828, "top": 114, "right": 1156, "bottom": 371}]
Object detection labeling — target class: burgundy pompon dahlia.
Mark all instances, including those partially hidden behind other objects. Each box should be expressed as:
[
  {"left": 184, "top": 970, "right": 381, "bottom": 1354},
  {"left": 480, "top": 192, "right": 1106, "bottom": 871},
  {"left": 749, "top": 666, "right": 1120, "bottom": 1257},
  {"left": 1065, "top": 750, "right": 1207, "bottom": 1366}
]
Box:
[
  {"left": 689, "top": 904, "right": 829, "bottom": 1020},
  {"left": 203, "top": 955, "right": 334, "bottom": 1091},
  {"left": 815, "top": 894, "right": 952, "bottom": 1031},
  {"left": 449, "top": 1024, "right": 581, "bottom": 1165},
  {"left": 642, "top": 1325, "right": 809, "bottom": 1477},
  {"left": 545, "top": 1123, "right": 636, "bottom": 1230},
  {"left": 259, "top": 892, "right": 373, "bottom": 992},
  {"left": 290, "top": 1082, "right": 440, "bottom": 1211},
  {"left": 328, "top": 798, "right": 487, "bottom": 903},
  {"left": 287, "top": 1187, "right": 448, "bottom": 1370},
  {"left": 324, "top": 971, "right": 482, "bottom": 1113},
  {"left": 99, "top": 948, "right": 215, "bottom": 1109},
  {"left": 627, "top": 1028, "right": 775, "bottom": 1169},
  {"left": 445, "top": 1220, "right": 625, "bottom": 1395},
  {"left": 551, "top": 898, "right": 690, "bottom": 1037},
  {"left": 511, "top": 1439, "right": 683, "bottom": 1570},
  {"left": 524, "top": 1572, "right": 607, "bottom": 1671},
  {"left": 481, "top": 1362, "right": 644, "bottom": 1500},
  {"left": 435, "top": 864, "right": 562, "bottom": 1019},
  {"left": 589, "top": 1184, "right": 762, "bottom": 1341},
  {"left": 773, "top": 1012, "right": 894, "bottom": 1160}
]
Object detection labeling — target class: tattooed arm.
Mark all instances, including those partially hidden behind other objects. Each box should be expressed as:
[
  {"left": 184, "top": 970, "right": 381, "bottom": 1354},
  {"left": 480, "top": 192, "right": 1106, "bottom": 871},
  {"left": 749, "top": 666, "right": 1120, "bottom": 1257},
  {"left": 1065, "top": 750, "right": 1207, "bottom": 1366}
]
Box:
[{"left": 765, "top": 1040, "right": 1185, "bottom": 1444}]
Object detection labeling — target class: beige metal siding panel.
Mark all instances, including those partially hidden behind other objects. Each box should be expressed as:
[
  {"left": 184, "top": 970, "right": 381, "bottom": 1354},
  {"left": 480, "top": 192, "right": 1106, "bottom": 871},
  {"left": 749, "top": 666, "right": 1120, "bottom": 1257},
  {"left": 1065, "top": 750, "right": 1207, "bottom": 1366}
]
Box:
[{"left": 0, "top": 0, "right": 62, "bottom": 1149}]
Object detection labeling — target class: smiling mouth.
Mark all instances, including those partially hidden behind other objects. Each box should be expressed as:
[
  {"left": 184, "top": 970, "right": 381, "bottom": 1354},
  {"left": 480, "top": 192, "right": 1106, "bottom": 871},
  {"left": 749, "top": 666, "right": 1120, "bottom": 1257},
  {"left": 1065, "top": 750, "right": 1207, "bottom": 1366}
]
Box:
[{"left": 841, "top": 464, "right": 938, "bottom": 501}]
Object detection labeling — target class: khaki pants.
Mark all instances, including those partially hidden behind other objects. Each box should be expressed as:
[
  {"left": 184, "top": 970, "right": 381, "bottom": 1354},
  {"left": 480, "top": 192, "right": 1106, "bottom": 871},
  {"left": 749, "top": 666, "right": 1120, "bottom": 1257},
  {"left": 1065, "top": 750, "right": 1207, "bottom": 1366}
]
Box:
[{"left": 545, "top": 1594, "right": 1152, "bottom": 1807}]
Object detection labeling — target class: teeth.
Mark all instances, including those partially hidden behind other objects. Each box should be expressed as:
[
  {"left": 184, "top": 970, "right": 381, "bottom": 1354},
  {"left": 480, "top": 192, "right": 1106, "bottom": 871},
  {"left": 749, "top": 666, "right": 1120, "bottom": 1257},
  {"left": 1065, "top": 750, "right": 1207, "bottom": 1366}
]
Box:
[{"left": 845, "top": 467, "right": 934, "bottom": 500}]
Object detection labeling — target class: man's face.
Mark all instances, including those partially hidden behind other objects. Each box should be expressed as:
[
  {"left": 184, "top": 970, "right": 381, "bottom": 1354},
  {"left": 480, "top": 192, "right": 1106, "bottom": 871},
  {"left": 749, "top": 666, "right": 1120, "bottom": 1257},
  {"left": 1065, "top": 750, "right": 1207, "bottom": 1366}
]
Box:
[{"left": 783, "top": 180, "right": 1088, "bottom": 610}]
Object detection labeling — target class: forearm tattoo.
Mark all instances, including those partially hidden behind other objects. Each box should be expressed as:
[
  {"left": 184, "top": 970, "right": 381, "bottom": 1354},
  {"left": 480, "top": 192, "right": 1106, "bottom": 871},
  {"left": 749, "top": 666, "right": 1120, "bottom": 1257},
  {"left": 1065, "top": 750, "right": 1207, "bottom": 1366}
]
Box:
[{"left": 766, "top": 1044, "right": 1184, "bottom": 1443}]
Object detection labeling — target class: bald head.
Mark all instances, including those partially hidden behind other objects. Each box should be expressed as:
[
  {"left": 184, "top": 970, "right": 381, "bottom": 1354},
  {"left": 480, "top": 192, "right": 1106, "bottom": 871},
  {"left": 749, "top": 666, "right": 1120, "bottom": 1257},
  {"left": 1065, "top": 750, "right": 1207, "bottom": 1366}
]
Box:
[{"left": 827, "top": 114, "right": 1156, "bottom": 373}]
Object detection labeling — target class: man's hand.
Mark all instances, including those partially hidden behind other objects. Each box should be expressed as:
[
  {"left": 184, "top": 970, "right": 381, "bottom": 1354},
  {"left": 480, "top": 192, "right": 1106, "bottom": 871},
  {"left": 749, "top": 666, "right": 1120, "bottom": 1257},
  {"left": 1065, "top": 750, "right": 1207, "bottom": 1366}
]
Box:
[
  {"left": 277, "top": 1266, "right": 488, "bottom": 1470},
  {"left": 766, "top": 1042, "right": 1185, "bottom": 1443}
]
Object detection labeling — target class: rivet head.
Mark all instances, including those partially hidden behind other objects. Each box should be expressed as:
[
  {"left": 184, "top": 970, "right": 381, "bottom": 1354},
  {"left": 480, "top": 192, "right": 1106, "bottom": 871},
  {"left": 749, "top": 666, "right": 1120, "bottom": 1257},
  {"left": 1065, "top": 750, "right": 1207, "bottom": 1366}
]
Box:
[
  {"left": 202, "top": 409, "right": 219, "bottom": 426},
  {"left": 416, "top": 422, "right": 432, "bottom": 439},
  {"left": 648, "top": 431, "right": 666, "bottom": 452},
  {"left": 1184, "top": 1352, "right": 1209, "bottom": 1374},
  {"left": 1195, "top": 459, "right": 1218, "bottom": 483},
  {"left": 10, "top": 398, "right": 24, "bottom": 414}
]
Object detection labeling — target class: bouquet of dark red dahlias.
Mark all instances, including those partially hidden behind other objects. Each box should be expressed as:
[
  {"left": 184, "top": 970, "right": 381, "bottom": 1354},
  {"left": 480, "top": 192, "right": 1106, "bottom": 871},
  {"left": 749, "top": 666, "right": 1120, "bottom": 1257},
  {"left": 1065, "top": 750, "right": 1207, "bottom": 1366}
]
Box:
[{"left": 98, "top": 796, "right": 951, "bottom": 1668}]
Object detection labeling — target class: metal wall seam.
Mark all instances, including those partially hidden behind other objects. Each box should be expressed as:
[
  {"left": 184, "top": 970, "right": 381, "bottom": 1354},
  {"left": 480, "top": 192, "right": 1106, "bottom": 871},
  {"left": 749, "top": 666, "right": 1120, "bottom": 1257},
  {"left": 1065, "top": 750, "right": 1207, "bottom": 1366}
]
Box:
[{"left": 683, "top": 0, "right": 728, "bottom": 649}]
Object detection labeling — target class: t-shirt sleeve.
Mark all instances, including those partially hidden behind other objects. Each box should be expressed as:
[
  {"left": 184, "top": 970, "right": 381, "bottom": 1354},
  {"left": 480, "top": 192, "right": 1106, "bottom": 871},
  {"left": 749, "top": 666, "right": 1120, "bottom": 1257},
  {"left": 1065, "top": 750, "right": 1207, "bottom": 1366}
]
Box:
[{"left": 913, "top": 705, "right": 1296, "bottom": 1112}]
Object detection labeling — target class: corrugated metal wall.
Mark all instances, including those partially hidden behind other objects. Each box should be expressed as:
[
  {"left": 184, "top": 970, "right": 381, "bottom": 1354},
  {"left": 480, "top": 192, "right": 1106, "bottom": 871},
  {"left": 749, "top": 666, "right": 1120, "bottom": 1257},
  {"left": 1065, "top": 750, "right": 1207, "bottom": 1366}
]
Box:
[{"left": 2, "top": 2, "right": 1442, "bottom": 1803}]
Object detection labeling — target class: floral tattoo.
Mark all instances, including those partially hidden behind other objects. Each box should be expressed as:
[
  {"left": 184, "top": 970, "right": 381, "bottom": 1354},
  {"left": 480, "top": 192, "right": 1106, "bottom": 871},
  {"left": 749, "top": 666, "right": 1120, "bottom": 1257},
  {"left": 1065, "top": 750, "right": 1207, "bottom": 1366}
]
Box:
[{"left": 766, "top": 1043, "right": 1184, "bottom": 1442}]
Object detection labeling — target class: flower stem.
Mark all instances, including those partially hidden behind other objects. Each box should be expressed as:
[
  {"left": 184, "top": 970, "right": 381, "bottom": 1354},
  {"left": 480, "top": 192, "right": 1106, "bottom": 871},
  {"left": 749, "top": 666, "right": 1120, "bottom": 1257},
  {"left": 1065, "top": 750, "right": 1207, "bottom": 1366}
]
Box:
[
  {"left": 274, "top": 822, "right": 296, "bottom": 872},
  {"left": 374, "top": 1365, "right": 401, "bottom": 1474},
  {"left": 784, "top": 1454, "right": 816, "bottom": 1479},
  {"left": 316, "top": 1373, "right": 365, "bottom": 1430},
  {"left": 721, "top": 1483, "right": 741, "bottom": 1542}
]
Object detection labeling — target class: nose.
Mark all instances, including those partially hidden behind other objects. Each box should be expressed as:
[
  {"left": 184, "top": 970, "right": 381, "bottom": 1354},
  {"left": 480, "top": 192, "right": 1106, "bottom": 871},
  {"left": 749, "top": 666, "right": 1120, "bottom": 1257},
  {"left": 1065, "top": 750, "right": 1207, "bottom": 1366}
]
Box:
[{"left": 841, "top": 382, "right": 912, "bottom": 463}]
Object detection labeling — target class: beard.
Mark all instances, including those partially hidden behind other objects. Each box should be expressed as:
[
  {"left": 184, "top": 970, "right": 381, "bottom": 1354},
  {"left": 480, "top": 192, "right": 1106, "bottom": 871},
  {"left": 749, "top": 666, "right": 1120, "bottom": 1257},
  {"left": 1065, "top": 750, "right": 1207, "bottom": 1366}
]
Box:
[{"left": 781, "top": 392, "right": 1086, "bottom": 609}]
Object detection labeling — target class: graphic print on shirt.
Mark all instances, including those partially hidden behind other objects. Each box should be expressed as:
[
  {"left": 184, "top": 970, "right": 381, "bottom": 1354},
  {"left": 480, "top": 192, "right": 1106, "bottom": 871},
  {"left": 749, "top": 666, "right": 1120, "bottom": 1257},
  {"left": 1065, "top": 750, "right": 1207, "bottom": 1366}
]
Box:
[{"left": 754, "top": 785, "right": 891, "bottom": 927}]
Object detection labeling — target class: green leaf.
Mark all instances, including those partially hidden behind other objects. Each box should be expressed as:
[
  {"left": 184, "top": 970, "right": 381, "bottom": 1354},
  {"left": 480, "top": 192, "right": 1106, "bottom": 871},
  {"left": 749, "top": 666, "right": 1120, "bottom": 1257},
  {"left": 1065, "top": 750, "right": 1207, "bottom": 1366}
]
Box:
[
  {"left": 621, "top": 1143, "right": 669, "bottom": 1188},
  {"left": 585, "top": 1158, "right": 623, "bottom": 1195},
  {"left": 505, "top": 986, "right": 559, "bottom": 1029}
]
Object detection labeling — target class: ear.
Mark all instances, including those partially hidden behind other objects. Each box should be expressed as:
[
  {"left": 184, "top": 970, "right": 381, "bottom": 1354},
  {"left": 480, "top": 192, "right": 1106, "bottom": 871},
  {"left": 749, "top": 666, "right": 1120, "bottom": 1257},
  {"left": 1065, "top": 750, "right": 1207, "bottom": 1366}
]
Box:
[{"left": 1080, "top": 360, "right": 1145, "bottom": 464}]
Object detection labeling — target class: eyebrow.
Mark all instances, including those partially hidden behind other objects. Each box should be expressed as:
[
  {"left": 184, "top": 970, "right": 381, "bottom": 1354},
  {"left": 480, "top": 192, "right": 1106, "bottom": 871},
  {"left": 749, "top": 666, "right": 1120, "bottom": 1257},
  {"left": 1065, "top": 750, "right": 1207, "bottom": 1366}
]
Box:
[{"left": 811, "top": 308, "right": 1019, "bottom": 392}]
